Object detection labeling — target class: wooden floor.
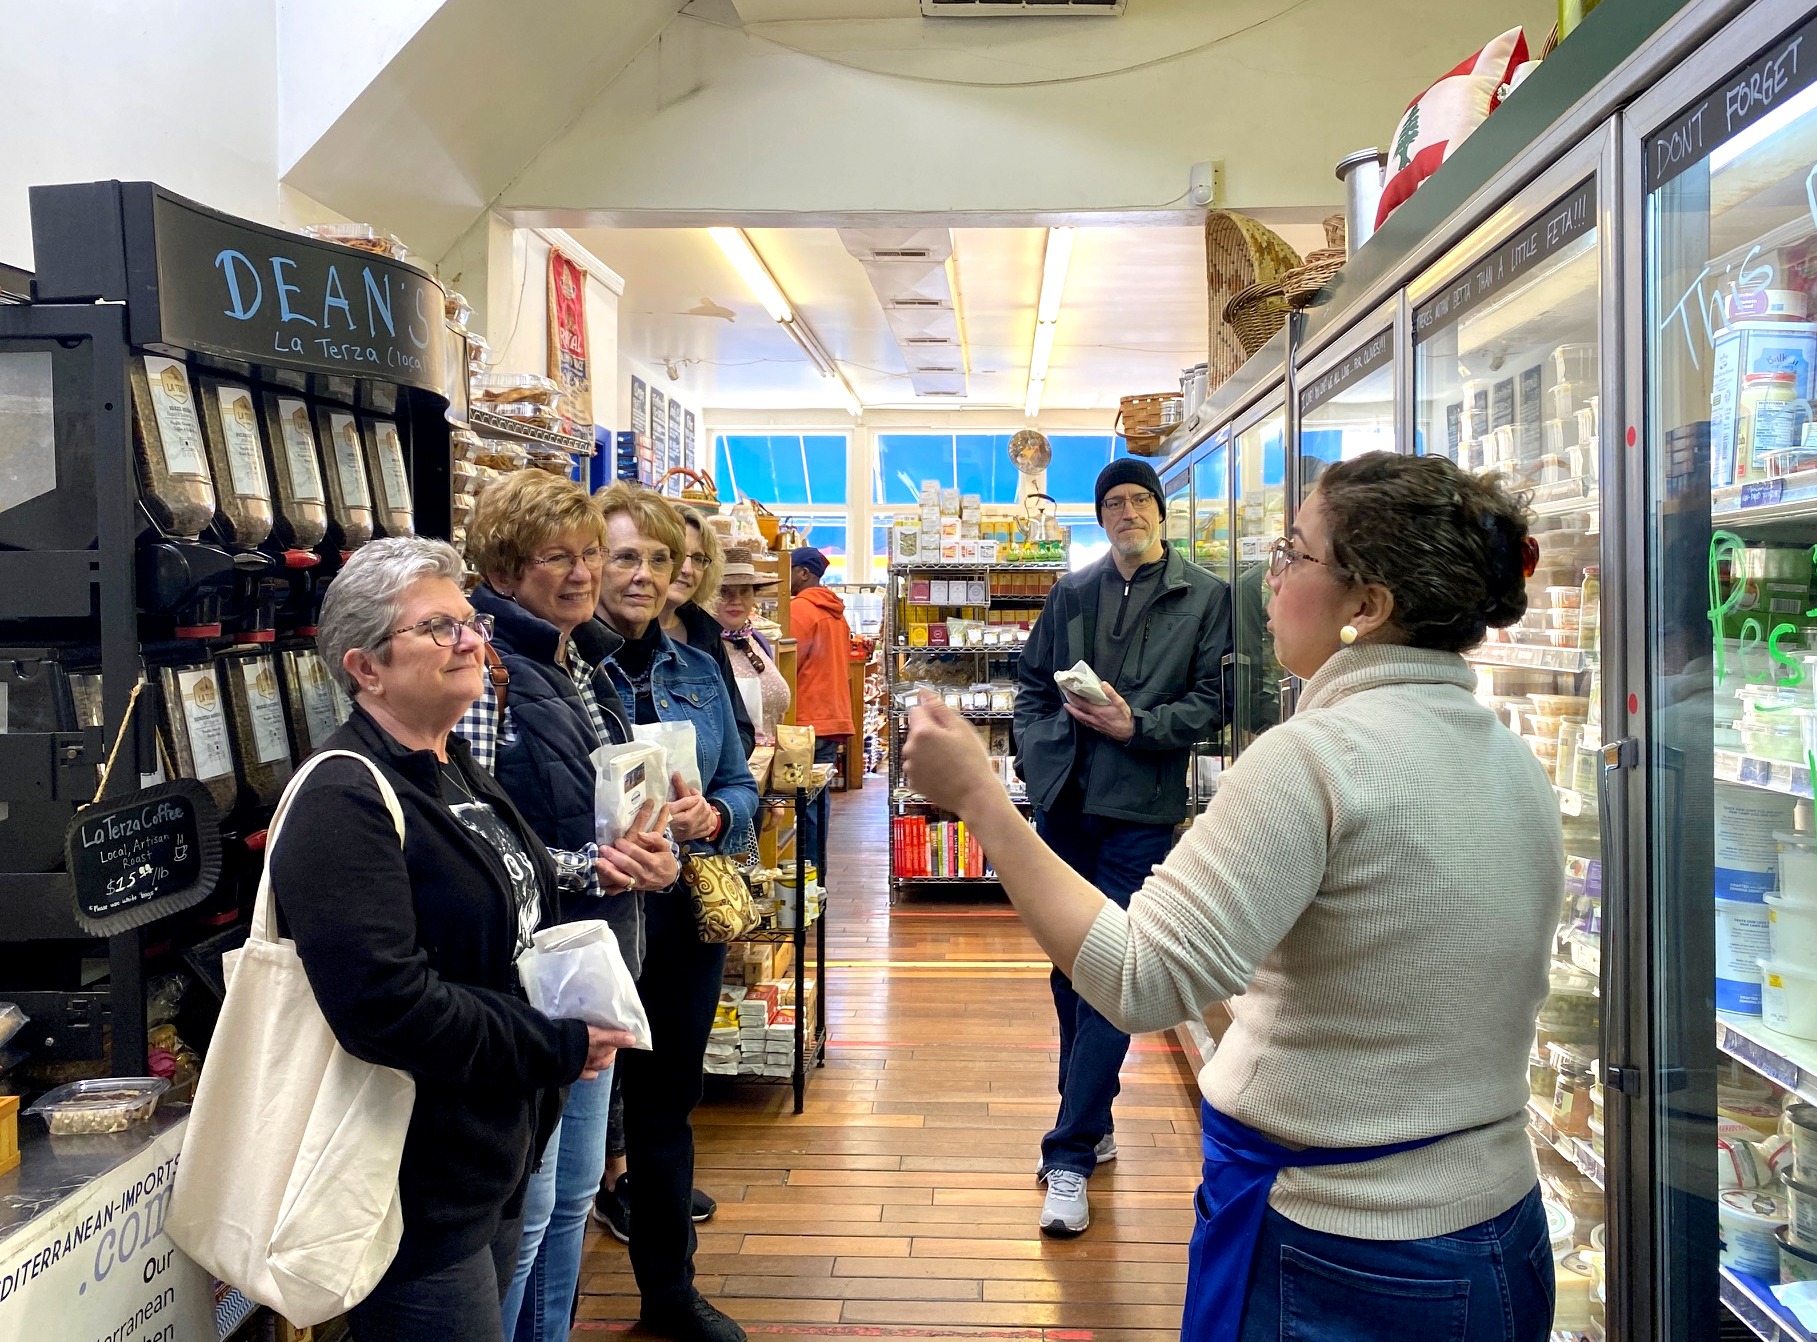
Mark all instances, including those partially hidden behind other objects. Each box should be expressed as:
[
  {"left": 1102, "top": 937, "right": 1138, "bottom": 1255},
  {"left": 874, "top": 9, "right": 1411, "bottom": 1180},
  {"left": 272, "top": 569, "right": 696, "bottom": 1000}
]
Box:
[{"left": 573, "top": 782, "right": 1203, "bottom": 1341}]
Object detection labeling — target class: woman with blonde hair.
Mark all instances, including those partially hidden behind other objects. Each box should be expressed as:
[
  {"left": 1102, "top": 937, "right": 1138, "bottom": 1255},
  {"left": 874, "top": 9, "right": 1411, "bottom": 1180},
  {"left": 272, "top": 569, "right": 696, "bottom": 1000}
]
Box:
[
  {"left": 453, "top": 470, "right": 678, "bottom": 1342},
  {"left": 660, "top": 503, "right": 756, "bottom": 755}
]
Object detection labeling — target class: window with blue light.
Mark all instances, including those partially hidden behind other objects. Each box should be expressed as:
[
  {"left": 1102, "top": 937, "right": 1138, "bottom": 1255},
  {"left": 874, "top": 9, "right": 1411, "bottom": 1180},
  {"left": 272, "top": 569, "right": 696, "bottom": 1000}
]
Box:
[
  {"left": 712, "top": 434, "right": 847, "bottom": 505},
  {"left": 876, "top": 431, "right": 1130, "bottom": 507},
  {"left": 1044, "top": 434, "right": 1131, "bottom": 507},
  {"left": 792, "top": 521, "right": 848, "bottom": 584}
]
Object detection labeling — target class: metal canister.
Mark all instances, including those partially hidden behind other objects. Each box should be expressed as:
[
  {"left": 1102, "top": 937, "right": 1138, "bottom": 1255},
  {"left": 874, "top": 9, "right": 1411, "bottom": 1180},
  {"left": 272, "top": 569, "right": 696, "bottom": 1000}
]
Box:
[{"left": 1334, "top": 149, "right": 1390, "bottom": 253}]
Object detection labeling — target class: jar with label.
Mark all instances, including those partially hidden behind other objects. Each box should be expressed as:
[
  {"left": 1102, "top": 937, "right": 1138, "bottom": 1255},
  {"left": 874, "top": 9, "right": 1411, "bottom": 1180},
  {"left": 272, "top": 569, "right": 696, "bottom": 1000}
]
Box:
[
  {"left": 280, "top": 647, "right": 350, "bottom": 754},
  {"left": 157, "top": 662, "right": 240, "bottom": 811},
  {"left": 223, "top": 651, "right": 295, "bottom": 807},
  {"left": 129, "top": 356, "right": 219, "bottom": 539},
  {"left": 1552, "top": 1050, "right": 1597, "bottom": 1138},
  {"left": 360, "top": 418, "right": 414, "bottom": 537},
  {"left": 258, "top": 392, "right": 330, "bottom": 552},
  {"left": 1743, "top": 371, "right": 1813, "bottom": 477},
  {"left": 313, "top": 408, "right": 376, "bottom": 551},
  {"left": 196, "top": 376, "right": 275, "bottom": 548}
]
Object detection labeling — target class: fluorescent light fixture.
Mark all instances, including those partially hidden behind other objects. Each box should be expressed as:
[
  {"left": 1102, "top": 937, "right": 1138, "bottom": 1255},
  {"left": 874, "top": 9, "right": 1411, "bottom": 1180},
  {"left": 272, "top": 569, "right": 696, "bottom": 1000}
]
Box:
[
  {"left": 1024, "top": 376, "right": 1045, "bottom": 419},
  {"left": 709, "top": 227, "right": 791, "bottom": 322},
  {"left": 782, "top": 318, "right": 836, "bottom": 378},
  {"left": 1029, "top": 320, "right": 1058, "bottom": 381},
  {"left": 1036, "top": 227, "right": 1074, "bottom": 325},
  {"left": 838, "top": 379, "right": 864, "bottom": 417},
  {"left": 1711, "top": 79, "right": 1817, "bottom": 170}
]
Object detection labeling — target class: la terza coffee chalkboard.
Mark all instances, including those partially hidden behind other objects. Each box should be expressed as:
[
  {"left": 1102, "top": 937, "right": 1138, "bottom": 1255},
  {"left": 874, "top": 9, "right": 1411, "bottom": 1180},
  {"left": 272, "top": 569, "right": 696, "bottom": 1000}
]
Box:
[{"left": 65, "top": 779, "right": 222, "bottom": 937}]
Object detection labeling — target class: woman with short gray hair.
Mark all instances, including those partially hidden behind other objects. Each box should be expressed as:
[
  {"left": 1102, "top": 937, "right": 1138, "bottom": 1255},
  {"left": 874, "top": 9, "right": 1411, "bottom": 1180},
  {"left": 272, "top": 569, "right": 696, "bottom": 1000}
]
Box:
[{"left": 270, "top": 536, "right": 632, "bottom": 1342}]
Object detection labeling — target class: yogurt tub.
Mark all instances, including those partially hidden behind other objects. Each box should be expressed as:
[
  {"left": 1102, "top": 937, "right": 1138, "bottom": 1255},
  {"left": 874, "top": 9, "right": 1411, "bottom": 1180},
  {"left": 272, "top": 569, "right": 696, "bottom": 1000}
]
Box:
[
  {"left": 1546, "top": 1200, "right": 1574, "bottom": 1258},
  {"left": 1719, "top": 784, "right": 1801, "bottom": 901},
  {"left": 1761, "top": 957, "right": 1817, "bottom": 1040},
  {"left": 1717, "top": 898, "right": 1773, "bottom": 1012},
  {"left": 1787, "top": 1169, "right": 1817, "bottom": 1252},
  {"left": 1721, "top": 1188, "right": 1791, "bottom": 1277},
  {"left": 1790, "top": 1104, "right": 1817, "bottom": 1183},
  {"left": 1768, "top": 892, "right": 1817, "bottom": 964},
  {"left": 1533, "top": 694, "right": 1590, "bottom": 718},
  {"left": 1780, "top": 831, "right": 1817, "bottom": 900},
  {"left": 1781, "top": 1226, "right": 1817, "bottom": 1283}
]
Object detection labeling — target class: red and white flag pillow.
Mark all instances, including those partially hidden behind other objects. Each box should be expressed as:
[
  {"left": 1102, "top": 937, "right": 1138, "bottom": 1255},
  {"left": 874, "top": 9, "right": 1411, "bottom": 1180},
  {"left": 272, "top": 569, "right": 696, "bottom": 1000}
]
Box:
[{"left": 1375, "top": 27, "right": 1531, "bottom": 230}]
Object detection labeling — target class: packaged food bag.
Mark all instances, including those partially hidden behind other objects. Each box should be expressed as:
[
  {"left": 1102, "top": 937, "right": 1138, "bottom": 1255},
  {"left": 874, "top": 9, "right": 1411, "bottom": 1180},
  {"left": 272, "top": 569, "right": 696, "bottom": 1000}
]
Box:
[
  {"left": 591, "top": 742, "right": 664, "bottom": 846},
  {"left": 632, "top": 719, "right": 701, "bottom": 800},
  {"left": 517, "top": 921, "right": 653, "bottom": 1050},
  {"left": 773, "top": 724, "right": 816, "bottom": 789},
  {"left": 747, "top": 745, "right": 775, "bottom": 794},
  {"left": 1055, "top": 660, "right": 1111, "bottom": 706}
]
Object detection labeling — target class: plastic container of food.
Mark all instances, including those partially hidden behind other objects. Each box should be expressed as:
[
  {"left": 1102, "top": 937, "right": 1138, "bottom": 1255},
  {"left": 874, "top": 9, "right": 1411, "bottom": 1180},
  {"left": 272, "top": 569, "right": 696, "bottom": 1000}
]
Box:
[
  {"left": 1721, "top": 1187, "right": 1791, "bottom": 1277},
  {"left": 314, "top": 407, "right": 376, "bottom": 550},
  {"left": 1768, "top": 892, "right": 1817, "bottom": 966},
  {"left": 1718, "top": 898, "right": 1773, "bottom": 1012},
  {"left": 1762, "top": 956, "right": 1817, "bottom": 1039},
  {"left": 473, "top": 372, "right": 561, "bottom": 405},
  {"left": 129, "top": 355, "right": 219, "bottom": 539},
  {"left": 361, "top": 418, "right": 414, "bottom": 537},
  {"left": 1553, "top": 343, "right": 1598, "bottom": 384},
  {"left": 1781, "top": 1225, "right": 1817, "bottom": 1283},
  {"left": 1721, "top": 1133, "right": 1771, "bottom": 1188},
  {"left": 474, "top": 440, "right": 528, "bottom": 471},
  {"left": 301, "top": 222, "right": 408, "bottom": 261},
  {"left": 1546, "top": 586, "right": 1583, "bottom": 610},
  {"left": 444, "top": 291, "right": 473, "bottom": 329},
  {"left": 480, "top": 402, "right": 561, "bottom": 429},
  {"left": 1730, "top": 289, "right": 1812, "bottom": 323},
  {"left": 1787, "top": 1169, "right": 1817, "bottom": 1252},
  {"left": 1548, "top": 381, "right": 1596, "bottom": 421},
  {"left": 1533, "top": 694, "right": 1591, "bottom": 718},
  {"left": 1545, "top": 1199, "right": 1574, "bottom": 1257},
  {"left": 1766, "top": 446, "right": 1817, "bottom": 478},
  {"left": 451, "top": 428, "right": 485, "bottom": 463},
  {"left": 1537, "top": 986, "right": 1599, "bottom": 1049},
  {"left": 1543, "top": 419, "right": 1579, "bottom": 456},
  {"left": 1525, "top": 735, "right": 1561, "bottom": 767},
  {"left": 195, "top": 375, "right": 275, "bottom": 548},
  {"left": 259, "top": 392, "right": 330, "bottom": 552},
  {"left": 1789, "top": 1103, "right": 1817, "bottom": 1182},
  {"left": 1743, "top": 717, "right": 1804, "bottom": 762},
  {"left": 27, "top": 1077, "right": 169, "bottom": 1135}
]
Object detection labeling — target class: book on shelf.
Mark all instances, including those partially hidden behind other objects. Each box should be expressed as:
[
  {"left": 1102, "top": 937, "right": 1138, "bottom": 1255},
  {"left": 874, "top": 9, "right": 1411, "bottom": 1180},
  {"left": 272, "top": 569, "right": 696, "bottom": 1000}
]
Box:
[{"left": 891, "top": 815, "right": 991, "bottom": 879}]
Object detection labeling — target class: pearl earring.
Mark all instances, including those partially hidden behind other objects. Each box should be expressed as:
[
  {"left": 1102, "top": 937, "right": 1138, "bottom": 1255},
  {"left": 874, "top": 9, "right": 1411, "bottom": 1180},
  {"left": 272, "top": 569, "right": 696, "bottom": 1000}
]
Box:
[{"left": 1339, "top": 625, "right": 1359, "bottom": 645}]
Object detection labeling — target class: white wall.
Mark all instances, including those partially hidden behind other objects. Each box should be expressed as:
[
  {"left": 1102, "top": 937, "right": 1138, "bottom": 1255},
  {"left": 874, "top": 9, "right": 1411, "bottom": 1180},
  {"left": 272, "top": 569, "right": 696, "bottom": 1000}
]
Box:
[
  {"left": 276, "top": 0, "right": 445, "bottom": 175},
  {"left": 1, "top": 1, "right": 282, "bottom": 269}
]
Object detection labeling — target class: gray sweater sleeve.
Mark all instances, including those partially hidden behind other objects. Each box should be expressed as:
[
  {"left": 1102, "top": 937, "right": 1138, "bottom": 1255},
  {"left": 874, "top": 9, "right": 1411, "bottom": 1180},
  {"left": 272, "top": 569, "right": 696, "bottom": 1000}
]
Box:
[{"left": 1069, "top": 721, "right": 1340, "bottom": 1034}]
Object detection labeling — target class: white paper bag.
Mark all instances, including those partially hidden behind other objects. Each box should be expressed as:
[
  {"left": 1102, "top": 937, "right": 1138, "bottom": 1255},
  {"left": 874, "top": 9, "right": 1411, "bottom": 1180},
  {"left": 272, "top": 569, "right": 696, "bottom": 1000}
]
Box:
[
  {"left": 591, "top": 742, "right": 664, "bottom": 846},
  {"left": 633, "top": 719, "right": 701, "bottom": 800},
  {"left": 1055, "top": 659, "right": 1111, "bottom": 706},
  {"left": 517, "top": 920, "right": 654, "bottom": 1050},
  {"left": 167, "top": 751, "right": 415, "bottom": 1327}
]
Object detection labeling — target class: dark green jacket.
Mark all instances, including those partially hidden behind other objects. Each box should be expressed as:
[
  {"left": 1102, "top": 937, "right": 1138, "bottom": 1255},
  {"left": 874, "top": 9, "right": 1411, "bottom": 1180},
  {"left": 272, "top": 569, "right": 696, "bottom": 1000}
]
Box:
[{"left": 1013, "top": 546, "right": 1232, "bottom": 824}]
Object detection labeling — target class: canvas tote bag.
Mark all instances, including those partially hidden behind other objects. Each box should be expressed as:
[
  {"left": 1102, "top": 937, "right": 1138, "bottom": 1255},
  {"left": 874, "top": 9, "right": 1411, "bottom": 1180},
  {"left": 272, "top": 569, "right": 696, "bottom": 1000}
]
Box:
[{"left": 168, "top": 750, "right": 417, "bottom": 1326}]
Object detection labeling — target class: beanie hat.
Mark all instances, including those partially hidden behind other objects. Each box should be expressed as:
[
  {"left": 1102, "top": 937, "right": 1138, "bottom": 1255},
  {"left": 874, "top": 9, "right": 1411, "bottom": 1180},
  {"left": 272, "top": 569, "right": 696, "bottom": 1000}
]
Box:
[
  {"left": 790, "top": 546, "right": 829, "bottom": 577},
  {"left": 1094, "top": 458, "right": 1166, "bottom": 523}
]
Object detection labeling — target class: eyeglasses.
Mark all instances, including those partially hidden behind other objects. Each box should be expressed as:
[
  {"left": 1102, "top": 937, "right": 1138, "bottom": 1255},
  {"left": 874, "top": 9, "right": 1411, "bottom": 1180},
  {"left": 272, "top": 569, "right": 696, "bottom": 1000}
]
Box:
[
  {"left": 605, "top": 549, "right": 674, "bottom": 575},
  {"left": 530, "top": 547, "right": 607, "bottom": 576},
  {"left": 381, "top": 612, "right": 495, "bottom": 647},
  {"left": 1267, "top": 536, "right": 1336, "bottom": 578},
  {"left": 680, "top": 552, "right": 710, "bottom": 570},
  {"left": 1101, "top": 493, "right": 1159, "bottom": 517}
]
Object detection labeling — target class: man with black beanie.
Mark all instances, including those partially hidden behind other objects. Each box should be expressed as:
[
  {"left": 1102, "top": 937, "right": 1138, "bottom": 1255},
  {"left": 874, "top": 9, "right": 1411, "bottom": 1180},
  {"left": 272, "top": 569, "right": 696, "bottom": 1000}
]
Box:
[{"left": 1012, "top": 457, "right": 1232, "bottom": 1238}]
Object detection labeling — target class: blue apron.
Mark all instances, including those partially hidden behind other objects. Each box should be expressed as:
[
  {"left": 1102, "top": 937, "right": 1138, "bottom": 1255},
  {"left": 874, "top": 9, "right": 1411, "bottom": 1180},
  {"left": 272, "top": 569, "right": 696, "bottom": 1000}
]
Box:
[{"left": 1181, "top": 1100, "right": 1458, "bottom": 1342}]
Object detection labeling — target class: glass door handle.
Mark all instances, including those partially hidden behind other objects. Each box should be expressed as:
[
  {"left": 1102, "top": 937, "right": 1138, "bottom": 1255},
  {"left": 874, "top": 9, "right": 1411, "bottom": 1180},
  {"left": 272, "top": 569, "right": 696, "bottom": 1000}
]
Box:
[{"left": 1597, "top": 737, "right": 1639, "bottom": 1098}]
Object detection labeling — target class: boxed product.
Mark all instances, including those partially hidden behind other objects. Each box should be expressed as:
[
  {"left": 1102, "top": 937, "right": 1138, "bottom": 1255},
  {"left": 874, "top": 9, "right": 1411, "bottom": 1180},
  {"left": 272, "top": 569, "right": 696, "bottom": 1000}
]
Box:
[
  {"left": 892, "top": 520, "right": 921, "bottom": 561},
  {"left": 940, "top": 488, "right": 960, "bottom": 516},
  {"left": 1712, "top": 322, "right": 1817, "bottom": 486}
]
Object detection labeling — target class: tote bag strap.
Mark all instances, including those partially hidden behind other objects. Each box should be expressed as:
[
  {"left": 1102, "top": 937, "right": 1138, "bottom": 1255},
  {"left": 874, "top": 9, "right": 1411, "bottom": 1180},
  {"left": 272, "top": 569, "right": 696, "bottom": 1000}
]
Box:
[{"left": 250, "top": 750, "right": 406, "bottom": 945}]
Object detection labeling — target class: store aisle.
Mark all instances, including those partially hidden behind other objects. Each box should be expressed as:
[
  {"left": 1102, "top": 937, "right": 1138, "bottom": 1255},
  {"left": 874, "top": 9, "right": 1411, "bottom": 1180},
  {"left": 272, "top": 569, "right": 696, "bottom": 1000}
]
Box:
[{"left": 573, "top": 780, "right": 1202, "bottom": 1340}]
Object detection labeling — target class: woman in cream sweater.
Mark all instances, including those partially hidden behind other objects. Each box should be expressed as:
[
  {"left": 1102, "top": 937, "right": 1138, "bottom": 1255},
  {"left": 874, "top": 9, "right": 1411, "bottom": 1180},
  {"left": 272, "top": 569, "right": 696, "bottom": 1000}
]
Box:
[{"left": 905, "top": 452, "right": 1561, "bottom": 1342}]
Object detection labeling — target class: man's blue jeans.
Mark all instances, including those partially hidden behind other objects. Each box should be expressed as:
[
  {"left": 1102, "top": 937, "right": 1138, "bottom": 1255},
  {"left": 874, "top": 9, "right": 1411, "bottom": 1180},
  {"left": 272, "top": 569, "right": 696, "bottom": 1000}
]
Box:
[
  {"left": 1035, "top": 793, "right": 1176, "bottom": 1179},
  {"left": 499, "top": 1066, "right": 613, "bottom": 1341}
]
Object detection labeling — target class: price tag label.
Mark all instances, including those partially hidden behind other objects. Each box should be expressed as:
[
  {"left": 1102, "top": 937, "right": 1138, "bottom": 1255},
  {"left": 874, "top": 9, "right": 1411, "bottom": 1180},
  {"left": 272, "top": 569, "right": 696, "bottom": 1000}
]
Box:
[
  {"left": 1741, "top": 478, "right": 1786, "bottom": 510},
  {"left": 1740, "top": 756, "right": 1774, "bottom": 788}
]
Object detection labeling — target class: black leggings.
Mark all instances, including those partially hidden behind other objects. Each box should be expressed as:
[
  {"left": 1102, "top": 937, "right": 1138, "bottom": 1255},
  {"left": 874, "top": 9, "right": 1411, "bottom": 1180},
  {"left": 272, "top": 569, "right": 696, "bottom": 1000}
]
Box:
[
  {"left": 618, "top": 889, "right": 727, "bottom": 1305},
  {"left": 349, "top": 1216, "right": 522, "bottom": 1342}
]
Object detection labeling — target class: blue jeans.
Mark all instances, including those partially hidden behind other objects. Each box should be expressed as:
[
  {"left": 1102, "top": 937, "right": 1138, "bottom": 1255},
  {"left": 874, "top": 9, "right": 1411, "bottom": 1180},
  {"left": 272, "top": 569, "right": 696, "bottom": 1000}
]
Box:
[
  {"left": 1234, "top": 1186, "right": 1555, "bottom": 1342},
  {"left": 1035, "top": 794, "right": 1177, "bottom": 1178},
  {"left": 796, "top": 737, "right": 842, "bottom": 884},
  {"left": 500, "top": 1068, "right": 613, "bottom": 1341}
]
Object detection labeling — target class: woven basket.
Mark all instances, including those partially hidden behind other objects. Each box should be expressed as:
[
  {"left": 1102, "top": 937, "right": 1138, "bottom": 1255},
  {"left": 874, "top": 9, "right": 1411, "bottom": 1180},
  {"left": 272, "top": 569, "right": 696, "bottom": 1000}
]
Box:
[
  {"left": 1282, "top": 248, "right": 1348, "bottom": 310},
  {"left": 1223, "top": 279, "right": 1292, "bottom": 358},
  {"left": 1322, "top": 213, "right": 1347, "bottom": 254},
  {"left": 1205, "top": 212, "right": 1302, "bottom": 390},
  {"left": 1115, "top": 392, "right": 1181, "bottom": 458}
]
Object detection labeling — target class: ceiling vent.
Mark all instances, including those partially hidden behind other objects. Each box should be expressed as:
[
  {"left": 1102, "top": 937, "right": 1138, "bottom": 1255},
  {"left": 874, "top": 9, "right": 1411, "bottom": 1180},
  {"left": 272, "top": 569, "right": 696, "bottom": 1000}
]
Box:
[
  {"left": 921, "top": 0, "right": 1124, "bottom": 14},
  {"left": 840, "top": 227, "right": 970, "bottom": 400}
]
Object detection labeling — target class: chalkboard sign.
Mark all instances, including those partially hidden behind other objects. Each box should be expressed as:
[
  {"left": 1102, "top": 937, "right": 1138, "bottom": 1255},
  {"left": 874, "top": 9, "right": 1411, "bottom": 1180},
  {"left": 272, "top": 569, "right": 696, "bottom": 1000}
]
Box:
[
  {"left": 30, "top": 181, "right": 449, "bottom": 398},
  {"left": 1413, "top": 179, "right": 1596, "bottom": 342},
  {"left": 64, "top": 779, "right": 222, "bottom": 937},
  {"left": 1647, "top": 15, "right": 1817, "bottom": 189}
]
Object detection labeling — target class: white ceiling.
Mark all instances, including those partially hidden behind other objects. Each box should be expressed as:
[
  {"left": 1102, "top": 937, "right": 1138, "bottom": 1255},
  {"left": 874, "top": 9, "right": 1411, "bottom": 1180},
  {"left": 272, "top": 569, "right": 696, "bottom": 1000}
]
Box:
[{"left": 578, "top": 219, "right": 1327, "bottom": 414}]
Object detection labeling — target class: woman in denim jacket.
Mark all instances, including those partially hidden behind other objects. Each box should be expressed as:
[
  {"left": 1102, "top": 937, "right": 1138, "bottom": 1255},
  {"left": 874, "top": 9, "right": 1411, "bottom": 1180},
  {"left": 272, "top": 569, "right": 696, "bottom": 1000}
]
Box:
[{"left": 577, "top": 484, "right": 758, "bottom": 1342}]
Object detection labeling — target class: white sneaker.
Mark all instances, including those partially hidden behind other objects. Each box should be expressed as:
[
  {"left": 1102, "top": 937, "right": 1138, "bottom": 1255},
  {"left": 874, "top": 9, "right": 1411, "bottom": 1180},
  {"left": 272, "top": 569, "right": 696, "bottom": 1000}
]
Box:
[{"left": 1039, "top": 1169, "right": 1090, "bottom": 1237}]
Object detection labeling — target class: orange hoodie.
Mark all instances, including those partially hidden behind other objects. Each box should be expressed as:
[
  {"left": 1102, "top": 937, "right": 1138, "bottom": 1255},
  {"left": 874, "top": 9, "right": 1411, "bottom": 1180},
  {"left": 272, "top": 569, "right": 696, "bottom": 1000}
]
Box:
[{"left": 792, "top": 584, "right": 855, "bottom": 738}]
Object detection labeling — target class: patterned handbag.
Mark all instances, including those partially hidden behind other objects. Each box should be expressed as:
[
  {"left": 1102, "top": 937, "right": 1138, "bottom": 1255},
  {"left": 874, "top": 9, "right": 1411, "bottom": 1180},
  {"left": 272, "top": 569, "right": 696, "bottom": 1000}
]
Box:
[{"left": 681, "top": 825, "right": 760, "bottom": 943}]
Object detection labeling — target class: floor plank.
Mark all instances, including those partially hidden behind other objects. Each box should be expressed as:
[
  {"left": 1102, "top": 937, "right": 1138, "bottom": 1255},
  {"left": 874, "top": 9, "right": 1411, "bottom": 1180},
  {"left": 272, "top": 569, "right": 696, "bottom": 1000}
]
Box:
[{"left": 573, "top": 780, "right": 1201, "bottom": 1338}]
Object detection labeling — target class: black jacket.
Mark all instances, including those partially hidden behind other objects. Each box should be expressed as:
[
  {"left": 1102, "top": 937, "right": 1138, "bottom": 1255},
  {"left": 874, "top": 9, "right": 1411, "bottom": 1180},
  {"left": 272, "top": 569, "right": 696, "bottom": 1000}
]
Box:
[
  {"left": 271, "top": 707, "right": 589, "bottom": 1275},
  {"left": 676, "top": 600, "right": 757, "bottom": 757},
  {"left": 1014, "top": 545, "right": 1232, "bottom": 825},
  {"left": 469, "top": 586, "right": 646, "bottom": 970}
]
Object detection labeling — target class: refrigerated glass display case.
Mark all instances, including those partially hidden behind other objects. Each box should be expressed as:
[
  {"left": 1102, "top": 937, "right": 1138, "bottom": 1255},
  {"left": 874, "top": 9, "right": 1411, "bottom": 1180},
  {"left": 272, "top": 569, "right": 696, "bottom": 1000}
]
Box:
[
  {"left": 1637, "top": 7, "right": 1817, "bottom": 1337},
  {"left": 1412, "top": 152, "right": 1610, "bottom": 1342},
  {"left": 1233, "top": 405, "right": 1286, "bottom": 750},
  {"left": 1298, "top": 323, "right": 1396, "bottom": 479}
]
